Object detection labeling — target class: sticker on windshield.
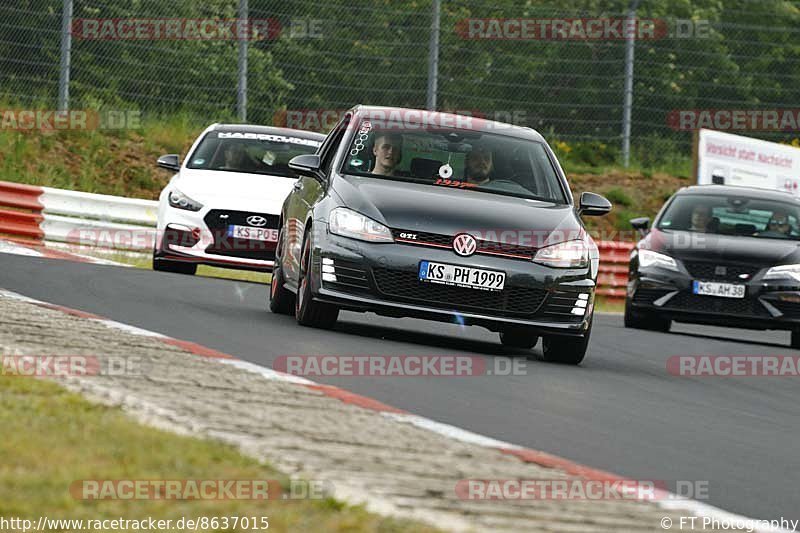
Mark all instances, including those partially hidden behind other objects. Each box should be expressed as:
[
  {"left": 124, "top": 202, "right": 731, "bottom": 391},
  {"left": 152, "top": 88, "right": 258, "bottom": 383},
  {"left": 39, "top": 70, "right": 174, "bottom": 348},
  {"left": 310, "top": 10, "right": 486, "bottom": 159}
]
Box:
[
  {"left": 193, "top": 159, "right": 205, "bottom": 165},
  {"left": 217, "top": 132, "right": 321, "bottom": 148},
  {"left": 434, "top": 178, "right": 477, "bottom": 189},
  {"left": 350, "top": 158, "right": 363, "bottom": 167},
  {"left": 438, "top": 164, "right": 453, "bottom": 179},
  {"left": 350, "top": 121, "right": 373, "bottom": 156}
]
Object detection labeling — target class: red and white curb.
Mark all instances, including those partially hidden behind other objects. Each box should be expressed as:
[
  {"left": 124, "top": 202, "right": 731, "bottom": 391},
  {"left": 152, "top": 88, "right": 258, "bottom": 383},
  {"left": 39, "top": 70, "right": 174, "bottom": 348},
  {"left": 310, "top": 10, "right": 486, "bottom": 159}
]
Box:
[{"left": 0, "top": 286, "right": 789, "bottom": 532}]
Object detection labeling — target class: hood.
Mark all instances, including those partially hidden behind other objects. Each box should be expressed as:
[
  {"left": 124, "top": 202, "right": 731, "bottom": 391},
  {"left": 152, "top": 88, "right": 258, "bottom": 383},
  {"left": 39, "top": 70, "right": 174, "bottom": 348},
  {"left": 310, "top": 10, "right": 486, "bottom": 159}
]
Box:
[
  {"left": 332, "top": 174, "right": 582, "bottom": 246},
  {"left": 173, "top": 168, "right": 296, "bottom": 214},
  {"left": 646, "top": 228, "right": 800, "bottom": 265}
]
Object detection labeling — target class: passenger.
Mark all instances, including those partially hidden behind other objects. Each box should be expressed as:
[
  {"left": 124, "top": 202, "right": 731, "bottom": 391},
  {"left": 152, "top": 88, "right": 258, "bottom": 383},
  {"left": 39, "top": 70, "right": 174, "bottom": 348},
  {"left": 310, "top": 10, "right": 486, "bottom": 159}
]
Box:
[
  {"left": 371, "top": 133, "right": 403, "bottom": 176},
  {"left": 689, "top": 205, "right": 713, "bottom": 232}
]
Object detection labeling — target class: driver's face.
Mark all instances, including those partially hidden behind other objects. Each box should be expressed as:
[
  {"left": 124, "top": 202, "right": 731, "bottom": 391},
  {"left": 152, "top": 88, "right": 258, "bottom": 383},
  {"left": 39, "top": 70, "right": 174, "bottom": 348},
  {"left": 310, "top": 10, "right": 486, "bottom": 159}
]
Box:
[
  {"left": 769, "top": 213, "right": 791, "bottom": 234},
  {"left": 466, "top": 149, "right": 493, "bottom": 179}
]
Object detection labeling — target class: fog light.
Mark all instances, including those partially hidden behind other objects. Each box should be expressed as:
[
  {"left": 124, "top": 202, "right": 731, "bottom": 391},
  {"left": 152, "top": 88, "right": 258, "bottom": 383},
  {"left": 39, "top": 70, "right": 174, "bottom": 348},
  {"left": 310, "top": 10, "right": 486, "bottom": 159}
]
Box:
[
  {"left": 322, "top": 264, "right": 335, "bottom": 273},
  {"left": 571, "top": 307, "right": 586, "bottom": 315},
  {"left": 578, "top": 293, "right": 589, "bottom": 300},
  {"left": 575, "top": 299, "right": 588, "bottom": 308},
  {"left": 322, "top": 273, "right": 337, "bottom": 282},
  {"left": 322, "top": 257, "right": 334, "bottom": 265}
]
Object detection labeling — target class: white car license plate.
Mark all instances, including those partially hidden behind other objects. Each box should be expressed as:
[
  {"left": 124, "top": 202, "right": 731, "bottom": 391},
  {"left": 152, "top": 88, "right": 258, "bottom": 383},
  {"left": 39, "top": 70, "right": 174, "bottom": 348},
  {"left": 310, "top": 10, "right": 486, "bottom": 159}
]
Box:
[
  {"left": 692, "top": 280, "right": 746, "bottom": 299},
  {"left": 227, "top": 225, "right": 278, "bottom": 242},
  {"left": 418, "top": 261, "right": 505, "bottom": 291}
]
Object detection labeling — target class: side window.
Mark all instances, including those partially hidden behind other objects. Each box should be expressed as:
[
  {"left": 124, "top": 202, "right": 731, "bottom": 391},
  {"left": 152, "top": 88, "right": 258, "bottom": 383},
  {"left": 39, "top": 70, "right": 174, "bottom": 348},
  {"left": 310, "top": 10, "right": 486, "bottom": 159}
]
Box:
[{"left": 320, "top": 116, "right": 351, "bottom": 174}]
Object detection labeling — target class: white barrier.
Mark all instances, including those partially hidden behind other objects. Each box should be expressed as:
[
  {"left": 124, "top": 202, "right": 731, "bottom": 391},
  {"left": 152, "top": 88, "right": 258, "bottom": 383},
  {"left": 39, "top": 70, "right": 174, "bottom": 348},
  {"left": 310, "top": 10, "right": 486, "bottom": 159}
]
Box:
[{"left": 40, "top": 187, "right": 158, "bottom": 226}]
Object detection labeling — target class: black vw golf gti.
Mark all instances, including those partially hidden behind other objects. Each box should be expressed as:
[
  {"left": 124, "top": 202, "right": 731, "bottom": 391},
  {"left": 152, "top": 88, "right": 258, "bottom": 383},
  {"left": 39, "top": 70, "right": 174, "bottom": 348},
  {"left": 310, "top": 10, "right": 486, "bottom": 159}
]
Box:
[
  {"left": 626, "top": 184, "right": 800, "bottom": 347},
  {"left": 270, "top": 106, "right": 611, "bottom": 364}
]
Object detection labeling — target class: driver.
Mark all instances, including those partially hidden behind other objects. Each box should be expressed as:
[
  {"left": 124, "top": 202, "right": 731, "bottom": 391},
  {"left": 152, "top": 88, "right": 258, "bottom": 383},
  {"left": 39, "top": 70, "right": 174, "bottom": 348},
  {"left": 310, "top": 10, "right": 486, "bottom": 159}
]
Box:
[
  {"left": 464, "top": 146, "right": 494, "bottom": 185},
  {"left": 222, "top": 143, "right": 247, "bottom": 169},
  {"left": 764, "top": 208, "right": 793, "bottom": 237}
]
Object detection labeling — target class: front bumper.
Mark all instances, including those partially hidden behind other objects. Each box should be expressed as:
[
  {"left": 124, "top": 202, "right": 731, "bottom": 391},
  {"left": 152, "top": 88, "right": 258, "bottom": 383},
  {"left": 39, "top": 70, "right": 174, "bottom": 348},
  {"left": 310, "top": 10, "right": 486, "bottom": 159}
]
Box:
[
  {"left": 629, "top": 263, "right": 800, "bottom": 331},
  {"left": 307, "top": 229, "right": 596, "bottom": 336},
  {"left": 156, "top": 206, "right": 278, "bottom": 272}
]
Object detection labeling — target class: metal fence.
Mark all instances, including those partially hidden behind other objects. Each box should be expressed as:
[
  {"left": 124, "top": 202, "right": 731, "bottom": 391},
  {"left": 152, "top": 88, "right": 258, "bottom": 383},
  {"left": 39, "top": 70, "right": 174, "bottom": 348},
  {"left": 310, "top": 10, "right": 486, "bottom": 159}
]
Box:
[{"left": 3, "top": 0, "right": 800, "bottom": 164}]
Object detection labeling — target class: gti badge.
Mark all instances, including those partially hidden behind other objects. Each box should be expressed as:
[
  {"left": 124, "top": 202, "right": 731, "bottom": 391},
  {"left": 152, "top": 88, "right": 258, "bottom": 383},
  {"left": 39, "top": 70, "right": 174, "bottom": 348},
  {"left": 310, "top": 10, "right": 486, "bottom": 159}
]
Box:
[
  {"left": 453, "top": 233, "right": 477, "bottom": 257},
  {"left": 246, "top": 215, "right": 268, "bottom": 227},
  {"left": 715, "top": 266, "right": 727, "bottom": 276}
]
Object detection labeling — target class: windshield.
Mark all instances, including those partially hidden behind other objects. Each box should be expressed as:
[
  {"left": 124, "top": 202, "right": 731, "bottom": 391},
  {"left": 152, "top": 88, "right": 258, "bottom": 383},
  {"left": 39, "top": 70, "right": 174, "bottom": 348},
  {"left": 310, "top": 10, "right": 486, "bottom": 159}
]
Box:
[
  {"left": 657, "top": 193, "right": 800, "bottom": 240},
  {"left": 187, "top": 131, "right": 321, "bottom": 177},
  {"left": 340, "top": 119, "right": 567, "bottom": 203}
]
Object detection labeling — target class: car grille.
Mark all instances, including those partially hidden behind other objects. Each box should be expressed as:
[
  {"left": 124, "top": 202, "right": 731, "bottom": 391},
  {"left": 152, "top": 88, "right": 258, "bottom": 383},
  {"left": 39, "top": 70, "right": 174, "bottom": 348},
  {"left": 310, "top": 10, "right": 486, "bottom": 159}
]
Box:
[
  {"left": 538, "top": 289, "right": 589, "bottom": 322},
  {"left": 633, "top": 288, "right": 675, "bottom": 305},
  {"left": 203, "top": 209, "right": 279, "bottom": 260},
  {"left": 390, "top": 229, "right": 537, "bottom": 260},
  {"left": 663, "top": 291, "right": 769, "bottom": 317},
  {"left": 771, "top": 300, "right": 800, "bottom": 317},
  {"left": 683, "top": 261, "right": 759, "bottom": 282},
  {"left": 371, "top": 267, "right": 547, "bottom": 317},
  {"left": 321, "top": 259, "right": 371, "bottom": 294}
]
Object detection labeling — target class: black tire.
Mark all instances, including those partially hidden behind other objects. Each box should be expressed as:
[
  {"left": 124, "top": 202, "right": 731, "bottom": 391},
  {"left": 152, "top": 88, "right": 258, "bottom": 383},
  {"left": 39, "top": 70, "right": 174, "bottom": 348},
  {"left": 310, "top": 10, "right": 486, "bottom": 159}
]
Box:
[
  {"left": 624, "top": 299, "right": 671, "bottom": 332},
  {"left": 541, "top": 319, "right": 592, "bottom": 365},
  {"left": 152, "top": 254, "right": 197, "bottom": 275},
  {"left": 295, "top": 232, "right": 339, "bottom": 329},
  {"left": 269, "top": 230, "right": 295, "bottom": 315},
  {"left": 791, "top": 328, "right": 800, "bottom": 349},
  {"left": 499, "top": 327, "right": 539, "bottom": 349}
]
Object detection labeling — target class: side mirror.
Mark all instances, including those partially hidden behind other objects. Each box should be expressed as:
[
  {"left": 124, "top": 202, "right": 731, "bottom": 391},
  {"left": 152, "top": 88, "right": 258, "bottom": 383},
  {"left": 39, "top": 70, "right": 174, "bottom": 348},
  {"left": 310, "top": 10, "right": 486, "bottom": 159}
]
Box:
[
  {"left": 578, "top": 192, "right": 612, "bottom": 216},
  {"left": 630, "top": 217, "right": 651, "bottom": 237},
  {"left": 157, "top": 154, "right": 181, "bottom": 172},
  {"left": 288, "top": 154, "right": 323, "bottom": 181}
]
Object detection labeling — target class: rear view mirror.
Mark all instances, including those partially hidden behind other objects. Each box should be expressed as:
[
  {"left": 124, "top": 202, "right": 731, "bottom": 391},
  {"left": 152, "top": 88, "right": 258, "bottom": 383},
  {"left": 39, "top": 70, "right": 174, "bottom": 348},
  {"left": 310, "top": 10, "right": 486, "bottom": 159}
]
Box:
[
  {"left": 630, "top": 217, "right": 651, "bottom": 237},
  {"left": 157, "top": 154, "right": 181, "bottom": 172},
  {"left": 578, "top": 192, "right": 612, "bottom": 216}
]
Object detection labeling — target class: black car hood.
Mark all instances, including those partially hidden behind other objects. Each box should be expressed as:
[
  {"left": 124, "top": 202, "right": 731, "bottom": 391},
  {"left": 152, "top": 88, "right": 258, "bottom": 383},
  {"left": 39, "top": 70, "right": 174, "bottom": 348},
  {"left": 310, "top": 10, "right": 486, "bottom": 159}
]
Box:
[
  {"left": 332, "top": 174, "right": 581, "bottom": 245},
  {"left": 646, "top": 228, "right": 800, "bottom": 265}
]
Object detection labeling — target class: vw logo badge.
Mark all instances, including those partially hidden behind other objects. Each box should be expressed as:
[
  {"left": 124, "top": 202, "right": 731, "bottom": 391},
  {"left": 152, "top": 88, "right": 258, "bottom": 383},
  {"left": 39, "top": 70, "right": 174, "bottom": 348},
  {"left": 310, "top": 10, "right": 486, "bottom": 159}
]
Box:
[
  {"left": 246, "top": 215, "right": 268, "bottom": 227},
  {"left": 453, "top": 233, "right": 477, "bottom": 257}
]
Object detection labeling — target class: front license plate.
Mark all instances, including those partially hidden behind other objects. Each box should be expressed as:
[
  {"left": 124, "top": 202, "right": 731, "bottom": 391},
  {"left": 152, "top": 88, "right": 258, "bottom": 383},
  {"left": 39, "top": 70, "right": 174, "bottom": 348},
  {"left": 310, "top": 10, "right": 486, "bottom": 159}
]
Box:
[
  {"left": 227, "top": 225, "right": 278, "bottom": 242},
  {"left": 692, "top": 280, "right": 746, "bottom": 299},
  {"left": 418, "top": 261, "right": 506, "bottom": 291}
]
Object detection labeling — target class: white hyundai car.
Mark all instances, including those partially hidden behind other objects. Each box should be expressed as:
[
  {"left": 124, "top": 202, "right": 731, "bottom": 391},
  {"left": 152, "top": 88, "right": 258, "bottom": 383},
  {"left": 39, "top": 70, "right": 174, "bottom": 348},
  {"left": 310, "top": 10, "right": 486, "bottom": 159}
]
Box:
[{"left": 153, "top": 124, "right": 324, "bottom": 274}]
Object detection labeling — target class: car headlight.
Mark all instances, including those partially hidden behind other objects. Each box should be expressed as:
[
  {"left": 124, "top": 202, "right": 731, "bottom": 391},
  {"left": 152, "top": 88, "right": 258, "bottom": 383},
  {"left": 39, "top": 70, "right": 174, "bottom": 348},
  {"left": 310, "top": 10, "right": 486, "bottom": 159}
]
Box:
[
  {"left": 533, "top": 240, "right": 589, "bottom": 268},
  {"left": 328, "top": 207, "right": 394, "bottom": 243},
  {"left": 638, "top": 249, "right": 678, "bottom": 271},
  {"left": 168, "top": 189, "right": 203, "bottom": 212},
  {"left": 763, "top": 264, "right": 800, "bottom": 283}
]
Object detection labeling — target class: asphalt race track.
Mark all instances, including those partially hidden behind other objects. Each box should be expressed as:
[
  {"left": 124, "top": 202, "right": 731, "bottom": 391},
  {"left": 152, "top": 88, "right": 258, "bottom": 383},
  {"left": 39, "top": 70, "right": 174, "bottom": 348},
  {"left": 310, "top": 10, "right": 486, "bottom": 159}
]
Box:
[{"left": 2, "top": 252, "right": 797, "bottom": 522}]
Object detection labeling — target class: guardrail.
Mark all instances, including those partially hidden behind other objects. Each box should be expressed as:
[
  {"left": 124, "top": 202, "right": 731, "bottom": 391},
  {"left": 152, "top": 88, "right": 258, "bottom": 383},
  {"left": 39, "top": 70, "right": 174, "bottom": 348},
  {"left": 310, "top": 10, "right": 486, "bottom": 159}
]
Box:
[
  {"left": 0, "top": 180, "right": 634, "bottom": 298},
  {"left": 0, "top": 180, "right": 157, "bottom": 251}
]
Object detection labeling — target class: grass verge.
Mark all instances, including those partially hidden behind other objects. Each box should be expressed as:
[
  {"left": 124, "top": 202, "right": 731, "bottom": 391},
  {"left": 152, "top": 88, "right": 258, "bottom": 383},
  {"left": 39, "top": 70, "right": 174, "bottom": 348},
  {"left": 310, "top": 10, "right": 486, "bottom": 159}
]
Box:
[{"left": 0, "top": 375, "right": 437, "bottom": 532}]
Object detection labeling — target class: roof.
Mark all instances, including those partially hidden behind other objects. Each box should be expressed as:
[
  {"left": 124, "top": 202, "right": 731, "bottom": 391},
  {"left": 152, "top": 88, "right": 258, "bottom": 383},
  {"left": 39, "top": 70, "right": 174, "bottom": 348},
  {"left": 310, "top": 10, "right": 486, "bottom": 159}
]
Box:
[
  {"left": 211, "top": 123, "right": 326, "bottom": 141},
  {"left": 348, "top": 105, "right": 546, "bottom": 142},
  {"left": 677, "top": 184, "right": 800, "bottom": 203}
]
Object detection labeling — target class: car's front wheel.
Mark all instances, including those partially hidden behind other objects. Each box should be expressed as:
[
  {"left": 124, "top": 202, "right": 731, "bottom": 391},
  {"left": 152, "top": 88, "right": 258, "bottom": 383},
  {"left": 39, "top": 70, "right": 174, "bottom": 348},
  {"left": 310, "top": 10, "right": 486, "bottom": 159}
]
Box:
[
  {"left": 499, "top": 327, "right": 539, "bottom": 350},
  {"left": 541, "top": 319, "right": 592, "bottom": 365},
  {"left": 152, "top": 253, "right": 197, "bottom": 275},
  {"left": 295, "top": 232, "right": 339, "bottom": 329},
  {"left": 269, "top": 230, "right": 295, "bottom": 315}
]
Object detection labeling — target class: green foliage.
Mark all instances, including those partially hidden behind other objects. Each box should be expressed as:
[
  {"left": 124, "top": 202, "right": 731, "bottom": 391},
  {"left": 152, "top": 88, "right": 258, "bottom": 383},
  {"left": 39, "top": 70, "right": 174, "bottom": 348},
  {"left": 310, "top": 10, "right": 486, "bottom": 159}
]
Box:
[{"left": 604, "top": 187, "right": 633, "bottom": 206}]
